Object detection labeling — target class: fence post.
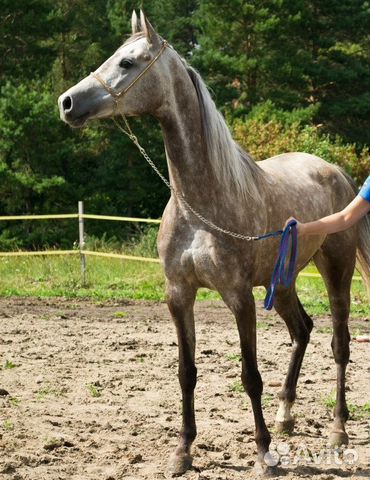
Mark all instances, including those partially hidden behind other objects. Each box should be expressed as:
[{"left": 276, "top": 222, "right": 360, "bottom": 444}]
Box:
[{"left": 78, "top": 201, "right": 86, "bottom": 286}]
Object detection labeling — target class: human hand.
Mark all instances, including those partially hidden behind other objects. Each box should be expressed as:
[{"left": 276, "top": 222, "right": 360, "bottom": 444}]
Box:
[{"left": 284, "top": 217, "right": 304, "bottom": 236}]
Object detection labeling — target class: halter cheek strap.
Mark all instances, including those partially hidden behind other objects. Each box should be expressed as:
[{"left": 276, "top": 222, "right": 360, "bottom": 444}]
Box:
[{"left": 90, "top": 40, "right": 168, "bottom": 108}]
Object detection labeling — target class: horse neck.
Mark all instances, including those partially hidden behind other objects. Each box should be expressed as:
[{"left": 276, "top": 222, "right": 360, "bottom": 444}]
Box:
[
  {"left": 154, "top": 58, "right": 264, "bottom": 215},
  {"left": 156, "top": 88, "right": 219, "bottom": 207}
]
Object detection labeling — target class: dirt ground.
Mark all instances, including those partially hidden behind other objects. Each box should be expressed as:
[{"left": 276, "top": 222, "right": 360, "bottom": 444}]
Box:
[{"left": 0, "top": 297, "right": 369, "bottom": 480}]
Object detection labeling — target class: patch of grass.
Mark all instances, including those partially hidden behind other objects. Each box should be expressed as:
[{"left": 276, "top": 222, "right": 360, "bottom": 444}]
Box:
[
  {"left": 226, "top": 353, "right": 242, "bottom": 362},
  {"left": 113, "top": 311, "right": 127, "bottom": 318},
  {"left": 241, "top": 400, "right": 249, "bottom": 411},
  {"left": 351, "top": 324, "right": 369, "bottom": 337},
  {"left": 3, "top": 420, "right": 14, "bottom": 431},
  {"left": 9, "top": 397, "right": 20, "bottom": 407},
  {"left": 229, "top": 380, "right": 245, "bottom": 394},
  {"left": 348, "top": 402, "right": 370, "bottom": 420},
  {"left": 262, "top": 393, "right": 274, "bottom": 408},
  {"left": 321, "top": 393, "right": 370, "bottom": 420},
  {"left": 86, "top": 383, "right": 102, "bottom": 398},
  {"left": 321, "top": 391, "right": 336, "bottom": 410},
  {"left": 36, "top": 385, "right": 67, "bottom": 400},
  {"left": 3, "top": 359, "right": 16, "bottom": 369},
  {"left": 36, "top": 387, "right": 53, "bottom": 400},
  {"left": 43, "top": 437, "right": 64, "bottom": 450},
  {"left": 256, "top": 321, "right": 270, "bottom": 330},
  {"left": 321, "top": 391, "right": 370, "bottom": 420},
  {"left": 317, "top": 326, "right": 333, "bottom": 334}
]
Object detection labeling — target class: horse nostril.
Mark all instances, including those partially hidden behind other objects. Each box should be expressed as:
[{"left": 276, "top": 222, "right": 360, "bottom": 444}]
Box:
[{"left": 62, "top": 96, "right": 73, "bottom": 112}]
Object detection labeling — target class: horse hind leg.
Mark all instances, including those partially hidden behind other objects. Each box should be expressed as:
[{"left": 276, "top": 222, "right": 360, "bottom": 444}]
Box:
[
  {"left": 313, "top": 238, "right": 356, "bottom": 447},
  {"left": 273, "top": 285, "right": 313, "bottom": 434},
  {"left": 166, "top": 281, "right": 198, "bottom": 476}
]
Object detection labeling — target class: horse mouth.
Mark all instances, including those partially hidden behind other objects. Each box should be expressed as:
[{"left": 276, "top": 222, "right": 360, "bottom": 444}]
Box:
[{"left": 68, "top": 111, "right": 91, "bottom": 128}]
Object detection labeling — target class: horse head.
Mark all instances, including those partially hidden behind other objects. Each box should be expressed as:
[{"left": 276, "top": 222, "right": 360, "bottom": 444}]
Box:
[{"left": 58, "top": 11, "right": 167, "bottom": 127}]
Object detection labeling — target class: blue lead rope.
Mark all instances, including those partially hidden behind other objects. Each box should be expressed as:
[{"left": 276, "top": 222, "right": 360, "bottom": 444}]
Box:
[{"left": 258, "top": 220, "right": 298, "bottom": 311}]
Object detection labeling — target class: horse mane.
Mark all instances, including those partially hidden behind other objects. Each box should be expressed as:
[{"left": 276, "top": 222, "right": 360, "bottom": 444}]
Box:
[
  {"left": 123, "top": 33, "right": 263, "bottom": 199},
  {"left": 184, "top": 63, "right": 263, "bottom": 200}
]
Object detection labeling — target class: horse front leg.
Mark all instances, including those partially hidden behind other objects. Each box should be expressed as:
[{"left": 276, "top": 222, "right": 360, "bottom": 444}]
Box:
[
  {"left": 225, "top": 290, "right": 273, "bottom": 476},
  {"left": 166, "top": 280, "right": 197, "bottom": 476}
]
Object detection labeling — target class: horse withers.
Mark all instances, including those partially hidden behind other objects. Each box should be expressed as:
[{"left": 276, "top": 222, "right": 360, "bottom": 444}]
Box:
[{"left": 58, "top": 10, "right": 370, "bottom": 476}]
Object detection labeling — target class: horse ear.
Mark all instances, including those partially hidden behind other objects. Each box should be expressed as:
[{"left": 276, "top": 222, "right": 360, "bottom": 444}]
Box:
[
  {"left": 131, "top": 10, "right": 140, "bottom": 34},
  {"left": 140, "top": 10, "right": 159, "bottom": 45}
]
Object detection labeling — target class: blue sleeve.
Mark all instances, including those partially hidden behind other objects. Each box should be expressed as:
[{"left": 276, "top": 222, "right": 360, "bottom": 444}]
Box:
[{"left": 359, "top": 176, "right": 370, "bottom": 204}]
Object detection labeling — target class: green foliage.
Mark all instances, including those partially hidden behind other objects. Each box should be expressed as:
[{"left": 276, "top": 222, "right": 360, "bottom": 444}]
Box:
[
  {"left": 3, "top": 420, "right": 14, "bottom": 431},
  {"left": 194, "top": 0, "right": 369, "bottom": 145},
  {"left": 86, "top": 383, "right": 102, "bottom": 398},
  {"left": 84, "top": 224, "right": 159, "bottom": 258},
  {"left": 229, "top": 380, "right": 245, "bottom": 393},
  {"left": 233, "top": 116, "right": 369, "bottom": 184},
  {"left": 3, "top": 359, "right": 16, "bottom": 370}
]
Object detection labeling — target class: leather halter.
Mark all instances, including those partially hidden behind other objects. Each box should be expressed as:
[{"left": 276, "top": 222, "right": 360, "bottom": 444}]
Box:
[{"left": 90, "top": 40, "right": 168, "bottom": 107}]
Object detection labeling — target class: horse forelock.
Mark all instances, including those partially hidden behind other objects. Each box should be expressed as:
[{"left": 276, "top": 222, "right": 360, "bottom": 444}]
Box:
[
  {"left": 182, "top": 62, "right": 263, "bottom": 200},
  {"left": 122, "top": 32, "right": 145, "bottom": 46}
]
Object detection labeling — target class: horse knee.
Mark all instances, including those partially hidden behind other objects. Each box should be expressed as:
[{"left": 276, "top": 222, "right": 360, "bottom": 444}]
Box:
[
  {"left": 241, "top": 365, "right": 263, "bottom": 399},
  {"left": 331, "top": 330, "right": 350, "bottom": 364},
  {"left": 297, "top": 326, "right": 310, "bottom": 347}
]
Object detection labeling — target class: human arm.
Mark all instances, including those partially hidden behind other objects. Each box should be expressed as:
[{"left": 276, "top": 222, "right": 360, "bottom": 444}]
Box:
[{"left": 286, "top": 195, "right": 370, "bottom": 236}]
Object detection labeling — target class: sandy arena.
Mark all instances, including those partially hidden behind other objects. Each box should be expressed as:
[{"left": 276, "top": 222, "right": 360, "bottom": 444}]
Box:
[{"left": 0, "top": 297, "right": 369, "bottom": 479}]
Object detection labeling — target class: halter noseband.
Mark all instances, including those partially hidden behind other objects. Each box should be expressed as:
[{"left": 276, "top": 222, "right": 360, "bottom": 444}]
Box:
[{"left": 90, "top": 40, "right": 168, "bottom": 108}]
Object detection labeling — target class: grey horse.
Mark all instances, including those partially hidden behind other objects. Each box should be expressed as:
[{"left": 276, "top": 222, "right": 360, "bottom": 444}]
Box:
[{"left": 58, "top": 11, "right": 370, "bottom": 476}]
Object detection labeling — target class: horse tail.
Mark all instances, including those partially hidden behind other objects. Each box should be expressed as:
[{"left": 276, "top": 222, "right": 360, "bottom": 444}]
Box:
[
  {"left": 337, "top": 166, "right": 370, "bottom": 302},
  {"left": 335, "top": 166, "right": 370, "bottom": 306},
  {"left": 357, "top": 213, "right": 370, "bottom": 307}
]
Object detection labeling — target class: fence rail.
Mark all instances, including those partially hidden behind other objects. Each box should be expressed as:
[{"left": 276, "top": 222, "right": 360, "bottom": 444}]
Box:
[{"left": 0, "top": 202, "right": 363, "bottom": 283}]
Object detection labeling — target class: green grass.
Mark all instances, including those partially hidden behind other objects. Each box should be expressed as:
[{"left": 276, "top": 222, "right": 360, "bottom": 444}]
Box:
[
  {"left": 3, "top": 359, "right": 16, "bottom": 369},
  {"left": 112, "top": 311, "right": 128, "bottom": 318},
  {"left": 3, "top": 420, "right": 14, "bottom": 431},
  {"left": 321, "top": 392, "right": 370, "bottom": 420},
  {"left": 86, "top": 383, "right": 102, "bottom": 398},
  {"left": 0, "top": 256, "right": 367, "bottom": 317},
  {"left": 229, "top": 380, "right": 245, "bottom": 393},
  {"left": 36, "top": 385, "right": 67, "bottom": 400},
  {"left": 9, "top": 397, "right": 20, "bottom": 407},
  {"left": 321, "top": 391, "right": 337, "bottom": 410},
  {"left": 262, "top": 393, "right": 274, "bottom": 407},
  {"left": 348, "top": 402, "right": 370, "bottom": 420},
  {"left": 226, "top": 353, "right": 242, "bottom": 362}
]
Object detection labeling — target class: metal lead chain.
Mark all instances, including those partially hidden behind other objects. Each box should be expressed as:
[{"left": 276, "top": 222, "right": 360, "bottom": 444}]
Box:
[{"left": 114, "top": 114, "right": 258, "bottom": 242}]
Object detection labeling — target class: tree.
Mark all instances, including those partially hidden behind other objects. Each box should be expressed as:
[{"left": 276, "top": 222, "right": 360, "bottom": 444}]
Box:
[
  {"left": 0, "top": 0, "right": 54, "bottom": 83},
  {"left": 193, "top": 0, "right": 370, "bottom": 144}
]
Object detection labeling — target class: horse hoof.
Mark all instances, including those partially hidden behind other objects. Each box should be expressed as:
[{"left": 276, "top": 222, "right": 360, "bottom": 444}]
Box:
[
  {"left": 275, "top": 418, "right": 295, "bottom": 435},
  {"left": 253, "top": 460, "right": 276, "bottom": 477},
  {"left": 167, "top": 452, "right": 193, "bottom": 477},
  {"left": 328, "top": 430, "right": 349, "bottom": 447}
]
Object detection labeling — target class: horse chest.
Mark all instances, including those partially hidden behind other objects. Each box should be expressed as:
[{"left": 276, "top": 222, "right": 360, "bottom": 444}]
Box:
[{"left": 161, "top": 228, "right": 243, "bottom": 288}]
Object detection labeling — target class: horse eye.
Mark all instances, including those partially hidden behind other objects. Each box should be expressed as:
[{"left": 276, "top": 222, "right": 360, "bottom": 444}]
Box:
[{"left": 119, "top": 58, "right": 133, "bottom": 69}]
